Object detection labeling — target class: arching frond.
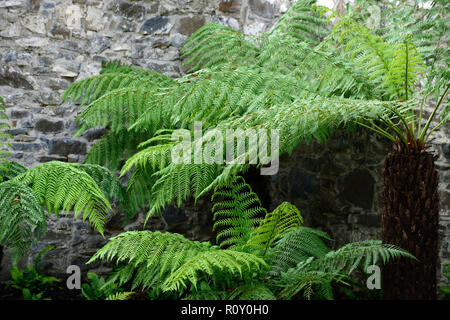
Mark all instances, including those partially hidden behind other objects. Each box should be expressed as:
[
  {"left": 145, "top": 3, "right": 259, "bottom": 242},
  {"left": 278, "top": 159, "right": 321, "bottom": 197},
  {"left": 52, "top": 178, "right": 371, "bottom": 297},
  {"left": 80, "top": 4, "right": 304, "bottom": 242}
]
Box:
[
  {"left": 247, "top": 202, "right": 303, "bottom": 251},
  {"left": 84, "top": 130, "right": 150, "bottom": 171},
  {"left": 181, "top": 23, "right": 259, "bottom": 73},
  {"left": 0, "top": 181, "right": 46, "bottom": 263},
  {"left": 268, "top": 227, "right": 331, "bottom": 276},
  {"left": 73, "top": 163, "right": 126, "bottom": 207},
  {"left": 88, "top": 231, "right": 266, "bottom": 292},
  {"left": 12, "top": 161, "right": 112, "bottom": 235}
]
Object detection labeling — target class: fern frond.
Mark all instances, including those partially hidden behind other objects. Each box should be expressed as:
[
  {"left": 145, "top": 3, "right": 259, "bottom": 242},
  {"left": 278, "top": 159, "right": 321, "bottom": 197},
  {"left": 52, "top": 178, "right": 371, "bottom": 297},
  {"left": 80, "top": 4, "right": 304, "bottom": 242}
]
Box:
[
  {"left": 12, "top": 161, "right": 112, "bottom": 235},
  {"left": 84, "top": 130, "right": 149, "bottom": 171},
  {"left": 104, "top": 292, "right": 134, "bottom": 300},
  {"left": 73, "top": 163, "right": 126, "bottom": 206},
  {"left": 312, "top": 240, "right": 416, "bottom": 275},
  {"left": 162, "top": 249, "right": 266, "bottom": 292},
  {"left": 89, "top": 230, "right": 265, "bottom": 292},
  {"left": 274, "top": 259, "right": 347, "bottom": 300},
  {"left": 0, "top": 160, "right": 27, "bottom": 181},
  {"left": 268, "top": 227, "right": 331, "bottom": 276},
  {"left": 211, "top": 176, "right": 266, "bottom": 248},
  {"left": 62, "top": 70, "right": 173, "bottom": 107},
  {"left": 247, "top": 202, "right": 303, "bottom": 252},
  {"left": 75, "top": 86, "right": 173, "bottom": 135},
  {"left": 0, "top": 181, "right": 47, "bottom": 263},
  {"left": 147, "top": 163, "right": 223, "bottom": 219},
  {"left": 384, "top": 34, "right": 426, "bottom": 101},
  {"left": 181, "top": 23, "right": 259, "bottom": 73},
  {"left": 270, "top": 0, "right": 329, "bottom": 46}
]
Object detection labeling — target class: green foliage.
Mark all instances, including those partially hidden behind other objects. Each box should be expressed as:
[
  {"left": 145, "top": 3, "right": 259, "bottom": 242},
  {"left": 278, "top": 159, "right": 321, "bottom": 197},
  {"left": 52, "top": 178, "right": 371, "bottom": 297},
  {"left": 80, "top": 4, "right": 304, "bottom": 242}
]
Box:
[
  {"left": 0, "top": 160, "right": 119, "bottom": 260},
  {"left": 247, "top": 202, "right": 303, "bottom": 252},
  {"left": 62, "top": 0, "right": 405, "bottom": 219},
  {"left": 81, "top": 272, "right": 125, "bottom": 300},
  {"left": 211, "top": 175, "right": 266, "bottom": 248},
  {"left": 272, "top": 240, "right": 414, "bottom": 300},
  {"left": 7, "top": 245, "right": 60, "bottom": 300},
  {"left": 105, "top": 292, "right": 134, "bottom": 300},
  {"left": 59, "top": 0, "right": 439, "bottom": 300},
  {"left": 13, "top": 161, "right": 112, "bottom": 234},
  {"left": 0, "top": 160, "right": 27, "bottom": 181},
  {"left": 0, "top": 96, "right": 12, "bottom": 180},
  {"left": 439, "top": 263, "right": 450, "bottom": 298},
  {"left": 90, "top": 176, "right": 413, "bottom": 300},
  {"left": 268, "top": 227, "right": 331, "bottom": 277},
  {"left": 0, "top": 181, "right": 46, "bottom": 263},
  {"left": 60, "top": 1, "right": 448, "bottom": 218},
  {"left": 88, "top": 230, "right": 266, "bottom": 293}
]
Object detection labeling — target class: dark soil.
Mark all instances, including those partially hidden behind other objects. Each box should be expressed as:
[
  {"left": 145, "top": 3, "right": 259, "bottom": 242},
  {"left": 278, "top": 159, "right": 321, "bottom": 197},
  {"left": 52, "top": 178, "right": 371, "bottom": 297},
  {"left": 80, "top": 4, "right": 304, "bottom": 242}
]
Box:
[{"left": 0, "top": 281, "right": 83, "bottom": 300}]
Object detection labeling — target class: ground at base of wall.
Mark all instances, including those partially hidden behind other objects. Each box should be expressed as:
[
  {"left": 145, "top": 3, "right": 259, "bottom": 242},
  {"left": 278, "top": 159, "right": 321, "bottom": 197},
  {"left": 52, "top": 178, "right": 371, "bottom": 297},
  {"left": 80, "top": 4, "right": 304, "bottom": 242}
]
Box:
[{"left": 0, "top": 281, "right": 82, "bottom": 300}]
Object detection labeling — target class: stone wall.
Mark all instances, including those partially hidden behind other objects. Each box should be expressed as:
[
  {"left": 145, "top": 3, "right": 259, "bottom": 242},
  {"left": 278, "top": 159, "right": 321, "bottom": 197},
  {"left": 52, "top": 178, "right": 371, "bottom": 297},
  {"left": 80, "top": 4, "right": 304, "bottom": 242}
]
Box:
[
  {"left": 0, "top": 0, "right": 296, "bottom": 278},
  {"left": 0, "top": 0, "right": 449, "bottom": 297}
]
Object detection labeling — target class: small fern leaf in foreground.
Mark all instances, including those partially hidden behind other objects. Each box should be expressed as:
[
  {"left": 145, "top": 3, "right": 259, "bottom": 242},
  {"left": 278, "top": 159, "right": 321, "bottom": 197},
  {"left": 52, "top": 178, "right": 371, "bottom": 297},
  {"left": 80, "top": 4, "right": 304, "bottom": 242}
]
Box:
[{"left": 105, "top": 292, "right": 134, "bottom": 300}]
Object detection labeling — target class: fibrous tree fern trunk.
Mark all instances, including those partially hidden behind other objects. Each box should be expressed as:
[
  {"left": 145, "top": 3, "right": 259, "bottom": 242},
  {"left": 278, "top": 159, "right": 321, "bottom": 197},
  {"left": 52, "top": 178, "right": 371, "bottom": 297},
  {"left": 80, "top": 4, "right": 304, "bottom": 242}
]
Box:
[{"left": 381, "top": 143, "right": 439, "bottom": 299}]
